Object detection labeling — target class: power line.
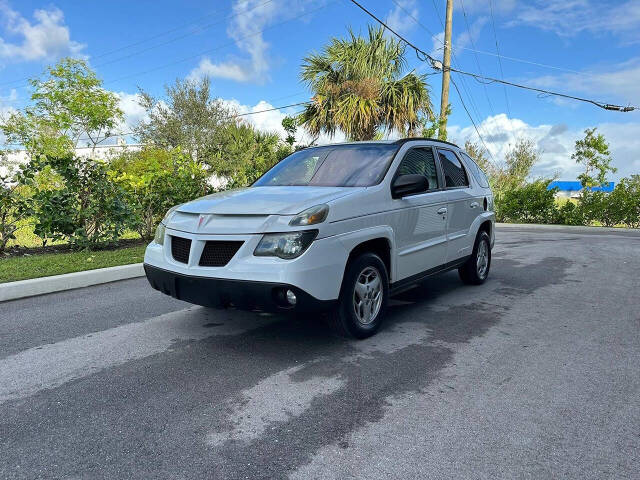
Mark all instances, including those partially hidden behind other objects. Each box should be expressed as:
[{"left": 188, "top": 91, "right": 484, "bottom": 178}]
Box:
[
  {"left": 0, "top": 0, "right": 277, "bottom": 89},
  {"left": 104, "top": 1, "right": 335, "bottom": 86},
  {"left": 1, "top": 100, "right": 310, "bottom": 148},
  {"left": 487, "top": 0, "right": 512, "bottom": 120},
  {"left": 459, "top": 0, "right": 496, "bottom": 116},
  {"left": 94, "top": 0, "right": 275, "bottom": 70},
  {"left": 348, "top": 0, "right": 637, "bottom": 112},
  {"left": 427, "top": 0, "right": 489, "bottom": 133},
  {"left": 389, "top": 0, "right": 598, "bottom": 78},
  {"left": 450, "top": 76, "right": 497, "bottom": 165}
]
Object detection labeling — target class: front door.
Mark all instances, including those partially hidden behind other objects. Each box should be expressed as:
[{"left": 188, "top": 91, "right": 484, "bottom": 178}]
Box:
[{"left": 391, "top": 147, "right": 448, "bottom": 281}]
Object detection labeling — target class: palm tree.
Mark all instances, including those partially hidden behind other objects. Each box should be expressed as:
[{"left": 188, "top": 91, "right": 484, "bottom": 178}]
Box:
[{"left": 299, "top": 26, "right": 433, "bottom": 141}]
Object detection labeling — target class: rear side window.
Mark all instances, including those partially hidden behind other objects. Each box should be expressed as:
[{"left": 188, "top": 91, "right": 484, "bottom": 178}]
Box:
[
  {"left": 438, "top": 149, "right": 469, "bottom": 188},
  {"left": 396, "top": 147, "right": 439, "bottom": 190},
  {"left": 460, "top": 152, "right": 490, "bottom": 188}
]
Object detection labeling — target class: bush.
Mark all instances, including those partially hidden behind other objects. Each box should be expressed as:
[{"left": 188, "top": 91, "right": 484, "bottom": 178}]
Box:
[
  {"left": 553, "top": 200, "right": 583, "bottom": 226},
  {"left": 612, "top": 175, "right": 640, "bottom": 228},
  {"left": 497, "top": 180, "right": 557, "bottom": 224},
  {"left": 0, "top": 163, "right": 27, "bottom": 252},
  {"left": 20, "top": 155, "right": 134, "bottom": 248},
  {"left": 109, "top": 148, "right": 210, "bottom": 239}
]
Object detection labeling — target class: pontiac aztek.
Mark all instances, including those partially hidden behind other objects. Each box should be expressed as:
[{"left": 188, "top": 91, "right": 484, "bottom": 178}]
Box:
[{"left": 144, "top": 138, "right": 495, "bottom": 338}]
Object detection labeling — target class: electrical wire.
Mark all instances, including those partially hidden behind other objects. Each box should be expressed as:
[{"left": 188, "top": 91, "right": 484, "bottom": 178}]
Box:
[
  {"left": 459, "top": 0, "right": 496, "bottom": 116},
  {"left": 1, "top": 101, "right": 311, "bottom": 148},
  {"left": 103, "top": 1, "right": 335, "bottom": 85},
  {"left": 349, "top": 0, "right": 636, "bottom": 112},
  {"left": 450, "top": 75, "right": 497, "bottom": 165}
]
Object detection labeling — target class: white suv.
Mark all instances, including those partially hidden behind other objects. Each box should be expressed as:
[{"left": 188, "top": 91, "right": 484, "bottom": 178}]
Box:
[{"left": 144, "top": 139, "right": 495, "bottom": 338}]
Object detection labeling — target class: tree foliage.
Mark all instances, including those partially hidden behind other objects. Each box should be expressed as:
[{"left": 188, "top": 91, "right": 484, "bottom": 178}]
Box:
[
  {"left": 572, "top": 127, "right": 616, "bottom": 188},
  {"left": 0, "top": 157, "right": 27, "bottom": 251},
  {"left": 134, "top": 77, "right": 234, "bottom": 162},
  {"left": 299, "top": 25, "right": 432, "bottom": 141},
  {"left": 20, "top": 155, "right": 133, "bottom": 248},
  {"left": 0, "top": 58, "right": 122, "bottom": 158},
  {"left": 211, "top": 122, "right": 292, "bottom": 188}
]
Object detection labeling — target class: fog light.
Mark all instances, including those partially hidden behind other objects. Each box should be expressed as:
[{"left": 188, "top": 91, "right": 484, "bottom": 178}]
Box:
[{"left": 285, "top": 289, "right": 297, "bottom": 306}]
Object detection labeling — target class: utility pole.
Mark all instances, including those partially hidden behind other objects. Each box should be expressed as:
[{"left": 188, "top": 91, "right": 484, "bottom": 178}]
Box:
[{"left": 438, "top": 0, "right": 454, "bottom": 140}]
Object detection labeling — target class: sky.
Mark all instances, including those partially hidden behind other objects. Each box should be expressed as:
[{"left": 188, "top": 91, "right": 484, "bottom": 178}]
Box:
[{"left": 0, "top": 0, "right": 639, "bottom": 180}]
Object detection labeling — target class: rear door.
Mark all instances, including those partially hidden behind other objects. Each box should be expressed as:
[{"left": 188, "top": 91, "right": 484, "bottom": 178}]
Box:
[
  {"left": 435, "top": 148, "right": 478, "bottom": 262},
  {"left": 390, "top": 146, "right": 449, "bottom": 281}
]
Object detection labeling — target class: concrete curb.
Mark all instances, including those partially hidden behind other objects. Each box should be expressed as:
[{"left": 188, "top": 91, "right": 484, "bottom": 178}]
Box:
[
  {"left": 496, "top": 223, "right": 640, "bottom": 234},
  {"left": 0, "top": 263, "right": 145, "bottom": 303}
]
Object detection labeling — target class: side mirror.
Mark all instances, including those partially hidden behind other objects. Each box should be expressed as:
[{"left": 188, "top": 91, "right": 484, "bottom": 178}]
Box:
[{"left": 391, "top": 174, "right": 430, "bottom": 199}]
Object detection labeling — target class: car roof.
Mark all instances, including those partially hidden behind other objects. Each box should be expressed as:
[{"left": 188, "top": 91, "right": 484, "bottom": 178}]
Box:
[{"left": 309, "top": 138, "right": 461, "bottom": 149}]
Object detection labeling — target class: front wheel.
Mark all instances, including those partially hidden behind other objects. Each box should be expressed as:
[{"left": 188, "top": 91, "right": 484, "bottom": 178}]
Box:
[
  {"left": 326, "top": 252, "right": 389, "bottom": 339},
  {"left": 459, "top": 231, "right": 491, "bottom": 285}
]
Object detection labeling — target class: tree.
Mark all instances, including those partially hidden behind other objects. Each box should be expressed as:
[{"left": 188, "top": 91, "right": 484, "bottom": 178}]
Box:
[
  {"left": 1, "top": 58, "right": 123, "bottom": 158},
  {"left": 0, "top": 157, "right": 27, "bottom": 252},
  {"left": 211, "top": 122, "right": 292, "bottom": 188},
  {"left": 464, "top": 140, "right": 491, "bottom": 174},
  {"left": 134, "top": 77, "right": 234, "bottom": 163},
  {"left": 109, "top": 148, "right": 210, "bottom": 239},
  {"left": 572, "top": 127, "right": 616, "bottom": 188},
  {"left": 299, "top": 25, "right": 433, "bottom": 141},
  {"left": 282, "top": 116, "right": 298, "bottom": 146},
  {"left": 20, "top": 155, "right": 133, "bottom": 248},
  {"left": 422, "top": 105, "right": 451, "bottom": 140}
]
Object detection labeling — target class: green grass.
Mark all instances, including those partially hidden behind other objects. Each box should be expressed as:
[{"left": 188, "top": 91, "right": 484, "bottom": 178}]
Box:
[{"left": 0, "top": 244, "right": 146, "bottom": 283}]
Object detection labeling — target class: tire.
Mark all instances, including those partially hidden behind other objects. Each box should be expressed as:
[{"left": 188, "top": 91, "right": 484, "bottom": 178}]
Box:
[
  {"left": 326, "top": 252, "right": 389, "bottom": 339},
  {"left": 458, "top": 231, "right": 491, "bottom": 285}
]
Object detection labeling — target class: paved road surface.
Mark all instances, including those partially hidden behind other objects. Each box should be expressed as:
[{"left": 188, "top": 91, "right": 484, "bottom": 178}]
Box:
[{"left": 1, "top": 226, "right": 639, "bottom": 479}]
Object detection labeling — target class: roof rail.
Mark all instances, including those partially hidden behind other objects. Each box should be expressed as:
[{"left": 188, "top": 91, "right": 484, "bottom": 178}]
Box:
[{"left": 393, "top": 137, "right": 460, "bottom": 148}]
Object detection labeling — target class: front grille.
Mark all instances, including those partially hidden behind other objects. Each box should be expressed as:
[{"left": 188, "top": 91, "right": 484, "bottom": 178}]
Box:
[
  {"left": 171, "top": 236, "right": 191, "bottom": 263},
  {"left": 199, "top": 241, "right": 243, "bottom": 267}
]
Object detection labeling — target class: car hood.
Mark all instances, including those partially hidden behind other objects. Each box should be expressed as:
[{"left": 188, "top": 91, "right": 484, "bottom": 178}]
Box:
[{"left": 176, "top": 186, "right": 362, "bottom": 215}]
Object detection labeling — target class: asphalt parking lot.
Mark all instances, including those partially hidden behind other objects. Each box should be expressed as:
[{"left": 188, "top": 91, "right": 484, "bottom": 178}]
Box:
[{"left": 1, "top": 225, "right": 639, "bottom": 479}]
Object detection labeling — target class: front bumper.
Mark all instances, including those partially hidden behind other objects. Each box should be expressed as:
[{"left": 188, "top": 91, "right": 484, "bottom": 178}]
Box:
[{"left": 144, "top": 264, "right": 336, "bottom": 313}]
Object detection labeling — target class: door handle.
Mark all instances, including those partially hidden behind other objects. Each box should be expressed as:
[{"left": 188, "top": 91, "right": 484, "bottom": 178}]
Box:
[
  {"left": 470, "top": 202, "right": 479, "bottom": 209},
  {"left": 437, "top": 207, "right": 447, "bottom": 215}
]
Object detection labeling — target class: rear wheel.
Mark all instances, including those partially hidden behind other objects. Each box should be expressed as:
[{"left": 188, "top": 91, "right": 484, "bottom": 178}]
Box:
[
  {"left": 459, "top": 231, "right": 491, "bottom": 285},
  {"left": 327, "top": 252, "right": 389, "bottom": 339}
]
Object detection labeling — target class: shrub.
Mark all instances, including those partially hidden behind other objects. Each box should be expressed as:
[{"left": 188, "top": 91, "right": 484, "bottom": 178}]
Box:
[
  {"left": 553, "top": 200, "right": 583, "bottom": 226},
  {"left": 498, "top": 180, "right": 557, "bottom": 224},
  {"left": 20, "top": 155, "right": 134, "bottom": 248},
  {"left": 0, "top": 162, "right": 27, "bottom": 252},
  {"left": 109, "top": 148, "right": 210, "bottom": 239}
]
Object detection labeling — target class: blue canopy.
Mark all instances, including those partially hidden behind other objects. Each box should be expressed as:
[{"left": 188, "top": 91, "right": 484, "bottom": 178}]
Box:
[{"left": 547, "top": 181, "right": 615, "bottom": 193}]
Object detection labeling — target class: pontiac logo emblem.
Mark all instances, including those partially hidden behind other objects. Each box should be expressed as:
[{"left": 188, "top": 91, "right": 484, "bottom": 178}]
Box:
[{"left": 198, "top": 215, "right": 205, "bottom": 228}]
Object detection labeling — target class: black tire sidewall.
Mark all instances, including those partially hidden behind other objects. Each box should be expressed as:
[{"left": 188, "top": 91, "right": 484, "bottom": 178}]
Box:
[{"left": 338, "top": 253, "right": 389, "bottom": 338}]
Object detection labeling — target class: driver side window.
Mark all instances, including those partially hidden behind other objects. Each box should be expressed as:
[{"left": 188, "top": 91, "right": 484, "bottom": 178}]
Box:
[{"left": 396, "top": 148, "right": 439, "bottom": 191}]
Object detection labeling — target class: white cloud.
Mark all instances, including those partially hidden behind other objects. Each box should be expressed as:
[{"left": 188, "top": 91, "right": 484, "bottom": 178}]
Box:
[
  {"left": 187, "top": 58, "right": 251, "bottom": 83},
  {"left": 188, "top": 0, "right": 279, "bottom": 84},
  {"left": 530, "top": 57, "right": 640, "bottom": 107},
  {"left": 115, "top": 92, "right": 147, "bottom": 134},
  {"left": 448, "top": 113, "right": 640, "bottom": 180},
  {"left": 386, "top": 0, "right": 419, "bottom": 36},
  {"left": 0, "top": 1, "right": 85, "bottom": 62},
  {"left": 454, "top": 16, "right": 488, "bottom": 52},
  {"left": 511, "top": 0, "right": 640, "bottom": 43}
]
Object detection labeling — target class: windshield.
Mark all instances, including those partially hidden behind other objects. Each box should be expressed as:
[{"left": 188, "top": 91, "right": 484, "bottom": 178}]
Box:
[{"left": 254, "top": 144, "right": 399, "bottom": 187}]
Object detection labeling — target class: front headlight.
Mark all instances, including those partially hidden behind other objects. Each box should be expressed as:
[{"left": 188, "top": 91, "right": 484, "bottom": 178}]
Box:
[
  {"left": 289, "top": 204, "right": 329, "bottom": 226},
  {"left": 254, "top": 230, "right": 318, "bottom": 259},
  {"left": 154, "top": 222, "right": 166, "bottom": 245},
  {"left": 154, "top": 205, "right": 180, "bottom": 245}
]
